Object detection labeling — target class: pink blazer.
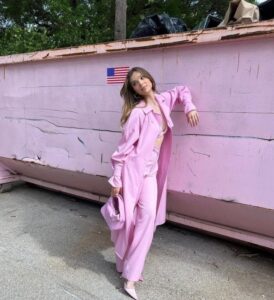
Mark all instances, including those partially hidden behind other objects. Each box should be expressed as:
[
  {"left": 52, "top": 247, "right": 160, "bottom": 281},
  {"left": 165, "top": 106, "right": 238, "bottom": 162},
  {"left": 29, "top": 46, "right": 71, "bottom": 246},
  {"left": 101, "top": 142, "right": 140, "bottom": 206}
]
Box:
[{"left": 108, "top": 86, "right": 196, "bottom": 259}]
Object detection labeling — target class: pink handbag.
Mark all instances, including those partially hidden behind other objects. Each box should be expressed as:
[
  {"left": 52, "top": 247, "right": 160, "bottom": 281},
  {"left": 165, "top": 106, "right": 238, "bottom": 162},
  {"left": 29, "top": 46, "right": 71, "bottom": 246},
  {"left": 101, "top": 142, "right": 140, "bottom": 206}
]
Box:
[{"left": 101, "top": 194, "right": 125, "bottom": 230}]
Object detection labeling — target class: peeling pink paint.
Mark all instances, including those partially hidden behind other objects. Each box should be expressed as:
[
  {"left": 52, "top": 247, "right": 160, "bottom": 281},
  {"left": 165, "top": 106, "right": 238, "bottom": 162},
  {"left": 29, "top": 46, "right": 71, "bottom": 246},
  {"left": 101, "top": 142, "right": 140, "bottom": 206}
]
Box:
[{"left": 0, "top": 21, "right": 274, "bottom": 250}]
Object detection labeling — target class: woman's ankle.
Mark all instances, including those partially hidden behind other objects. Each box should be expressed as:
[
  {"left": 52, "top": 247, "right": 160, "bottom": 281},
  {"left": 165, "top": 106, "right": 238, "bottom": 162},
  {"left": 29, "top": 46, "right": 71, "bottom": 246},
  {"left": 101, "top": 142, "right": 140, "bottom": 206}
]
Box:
[{"left": 125, "top": 280, "right": 135, "bottom": 288}]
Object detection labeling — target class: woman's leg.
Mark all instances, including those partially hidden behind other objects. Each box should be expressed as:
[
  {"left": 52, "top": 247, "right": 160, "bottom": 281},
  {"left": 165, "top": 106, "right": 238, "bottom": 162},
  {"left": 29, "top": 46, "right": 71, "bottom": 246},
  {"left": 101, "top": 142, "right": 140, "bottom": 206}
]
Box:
[
  {"left": 122, "top": 174, "right": 158, "bottom": 282},
  {"left": 116, "top": 254, "right": 123, "bottom": 273}
]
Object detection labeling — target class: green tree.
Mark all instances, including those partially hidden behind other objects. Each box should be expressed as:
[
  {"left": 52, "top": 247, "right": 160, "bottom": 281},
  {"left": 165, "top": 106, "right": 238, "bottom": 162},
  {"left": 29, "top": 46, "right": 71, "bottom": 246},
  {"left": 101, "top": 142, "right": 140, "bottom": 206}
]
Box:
[{"left": 0, "top": 0, "right": 258, "bottom": 55}]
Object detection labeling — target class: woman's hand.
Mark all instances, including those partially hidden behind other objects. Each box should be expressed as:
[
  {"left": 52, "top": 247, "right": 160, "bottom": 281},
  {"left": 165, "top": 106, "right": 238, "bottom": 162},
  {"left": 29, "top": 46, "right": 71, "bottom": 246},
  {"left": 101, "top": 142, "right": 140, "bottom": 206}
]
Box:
[
  {"left": 111, "top": 186, "right": 121, "bottom": 197},
  {"left": 187, "top": 110, "right": 199, "bottom": 127}
]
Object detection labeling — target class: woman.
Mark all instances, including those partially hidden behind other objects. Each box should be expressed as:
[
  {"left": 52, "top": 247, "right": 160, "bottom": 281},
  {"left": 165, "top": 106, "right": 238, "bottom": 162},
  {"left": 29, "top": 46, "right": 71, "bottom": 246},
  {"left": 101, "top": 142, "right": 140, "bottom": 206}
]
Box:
[{"left": 108, "top": 67, "right": 199, "bottom": 299}]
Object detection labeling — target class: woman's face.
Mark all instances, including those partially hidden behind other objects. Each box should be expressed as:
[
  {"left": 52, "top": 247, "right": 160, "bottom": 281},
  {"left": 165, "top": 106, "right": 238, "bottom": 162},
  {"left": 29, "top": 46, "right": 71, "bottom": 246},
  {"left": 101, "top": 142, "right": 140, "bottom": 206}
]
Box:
[{"left": 130, "top": 71, "right": 153, "bottom": 97}]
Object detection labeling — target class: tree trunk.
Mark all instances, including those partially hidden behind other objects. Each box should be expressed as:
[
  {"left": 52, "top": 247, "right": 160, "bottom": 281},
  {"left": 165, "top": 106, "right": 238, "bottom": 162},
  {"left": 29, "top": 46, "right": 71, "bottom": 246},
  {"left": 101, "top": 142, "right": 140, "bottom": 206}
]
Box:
[
  {"left": 114, "top": 0, "right": 127, "bottom": 40},
  {"left": 71, "top": 0, "right": 77, "bottom": 9}
]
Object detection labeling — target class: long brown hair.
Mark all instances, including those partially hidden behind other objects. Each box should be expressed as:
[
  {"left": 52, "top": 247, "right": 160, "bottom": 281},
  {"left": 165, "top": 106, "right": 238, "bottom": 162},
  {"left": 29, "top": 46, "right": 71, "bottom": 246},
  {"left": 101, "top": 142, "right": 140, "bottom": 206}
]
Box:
[{"left": 120, "top": 67, "right": 156, "bottom": 126}]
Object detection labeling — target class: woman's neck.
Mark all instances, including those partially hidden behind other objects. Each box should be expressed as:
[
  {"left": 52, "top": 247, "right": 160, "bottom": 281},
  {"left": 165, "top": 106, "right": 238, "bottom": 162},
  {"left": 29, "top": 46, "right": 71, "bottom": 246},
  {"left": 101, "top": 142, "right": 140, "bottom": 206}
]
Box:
[{"left": 144, "top": 91, "right": 156, "bottom": 105}]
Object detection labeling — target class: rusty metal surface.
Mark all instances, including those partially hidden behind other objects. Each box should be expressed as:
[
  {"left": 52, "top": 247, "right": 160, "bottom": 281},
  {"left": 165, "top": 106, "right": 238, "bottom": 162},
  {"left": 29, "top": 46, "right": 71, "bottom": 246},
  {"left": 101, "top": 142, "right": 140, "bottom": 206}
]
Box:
[{"left": 1, "top": 20, "right": 274, "bottom": 65}]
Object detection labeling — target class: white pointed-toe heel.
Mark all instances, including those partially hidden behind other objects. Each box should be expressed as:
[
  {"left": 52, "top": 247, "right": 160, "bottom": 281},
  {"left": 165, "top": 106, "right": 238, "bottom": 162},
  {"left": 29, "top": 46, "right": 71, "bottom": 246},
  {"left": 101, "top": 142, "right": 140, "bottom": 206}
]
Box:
[{"left": 124, "top": 282, "right": 138, "bottom": 300}]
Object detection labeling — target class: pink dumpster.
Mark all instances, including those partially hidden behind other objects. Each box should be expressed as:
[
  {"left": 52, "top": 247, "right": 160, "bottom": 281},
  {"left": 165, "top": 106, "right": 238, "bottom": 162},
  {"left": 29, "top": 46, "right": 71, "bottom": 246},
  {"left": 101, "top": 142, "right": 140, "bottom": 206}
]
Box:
[{"left": 1, "top": 20, "right": 274, "bottom": 250}]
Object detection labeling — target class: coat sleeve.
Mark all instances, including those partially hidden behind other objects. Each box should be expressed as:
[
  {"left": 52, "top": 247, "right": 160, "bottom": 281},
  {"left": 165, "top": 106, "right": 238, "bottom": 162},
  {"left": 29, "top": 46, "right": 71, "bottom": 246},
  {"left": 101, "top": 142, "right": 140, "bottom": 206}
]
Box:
[
  {"left": 160, "top": 85, "right": 197, "bottom": 114},
  {"left": 108, "top": 108, "right": 142, "bottom": 188}
]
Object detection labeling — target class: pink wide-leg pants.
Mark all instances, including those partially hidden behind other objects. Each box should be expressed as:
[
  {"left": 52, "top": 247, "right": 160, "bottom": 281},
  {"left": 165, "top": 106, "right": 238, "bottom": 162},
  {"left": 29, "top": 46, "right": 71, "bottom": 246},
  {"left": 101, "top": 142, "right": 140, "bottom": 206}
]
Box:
[{"left": 116, "top": 149, "right": 159, "bottom": 281}]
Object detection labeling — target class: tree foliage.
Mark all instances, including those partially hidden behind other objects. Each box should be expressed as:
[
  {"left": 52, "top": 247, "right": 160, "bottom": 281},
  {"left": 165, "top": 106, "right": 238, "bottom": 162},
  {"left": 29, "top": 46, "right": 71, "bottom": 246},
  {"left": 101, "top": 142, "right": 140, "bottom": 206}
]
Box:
[{"left": 0, "top": 0, "right": 257, "bottom": 55}]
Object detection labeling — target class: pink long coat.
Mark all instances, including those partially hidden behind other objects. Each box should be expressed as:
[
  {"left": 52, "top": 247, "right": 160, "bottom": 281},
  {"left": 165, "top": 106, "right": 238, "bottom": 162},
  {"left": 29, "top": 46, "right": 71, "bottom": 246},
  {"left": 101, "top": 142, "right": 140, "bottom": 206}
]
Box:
[{"left": 108, "top": 86, "right": 197, "bottom": 259}]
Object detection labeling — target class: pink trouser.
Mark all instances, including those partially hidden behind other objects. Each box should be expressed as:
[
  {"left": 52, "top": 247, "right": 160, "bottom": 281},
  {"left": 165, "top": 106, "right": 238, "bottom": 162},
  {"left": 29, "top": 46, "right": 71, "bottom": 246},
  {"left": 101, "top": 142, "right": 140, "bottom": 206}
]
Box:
[{"left": 116, "top": 148, "right": 159, "bottom": 281}]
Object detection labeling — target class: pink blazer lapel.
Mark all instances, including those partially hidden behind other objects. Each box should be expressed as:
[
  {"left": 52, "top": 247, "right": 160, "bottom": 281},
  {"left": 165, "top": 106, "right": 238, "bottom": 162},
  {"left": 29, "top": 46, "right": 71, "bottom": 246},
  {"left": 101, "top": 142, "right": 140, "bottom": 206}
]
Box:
[{"left": 155, "top": 94, "right": 174, "bottom": 128}]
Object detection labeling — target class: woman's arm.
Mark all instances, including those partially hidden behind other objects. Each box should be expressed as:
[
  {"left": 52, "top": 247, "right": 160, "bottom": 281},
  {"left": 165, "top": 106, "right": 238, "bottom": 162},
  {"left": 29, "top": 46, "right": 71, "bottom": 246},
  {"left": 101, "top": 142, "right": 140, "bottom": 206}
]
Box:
[
  {"left": 160, "top": 85, "right": 196, "bottom": 114},
  {"left": 160, "top": 85, "right": 199, "bottom": 127},
  {"left": 108, "top": 108, "right": 142, "bottom": 189}
]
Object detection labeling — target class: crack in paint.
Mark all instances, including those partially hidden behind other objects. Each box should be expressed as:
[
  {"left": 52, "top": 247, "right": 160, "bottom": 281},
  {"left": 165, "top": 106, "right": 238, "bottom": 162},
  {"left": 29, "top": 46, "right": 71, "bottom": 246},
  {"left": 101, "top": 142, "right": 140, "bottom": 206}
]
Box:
[
  {"left": 187, "top": 163, "right": 197, "bottom": 177},
  {"left": 191, "top": 148, "right": 210, "bottom": 158},
  {"left": 5, "top": 116, "right": 120, "bottom": 133},
  {"left": 194, "top": 110, "right": 274, "bottom": 114},
  {"left": 29, "top": 125, "right": 66, "bottom": 135},
  {"left": 99, "top": 110, "right": 120, "bottom": 113},
  {"left": 37, "top": 115, "right": 77, "bottom": 121},
  {"left": 8, "top": 107, "right": 78, "bottom": 114},
  {"left": 77, "top": 137, "right": 85, "bottom": 147},
  {"left": 175, "top": 133, "right": 274, "bottom": 142},
  {"left": 21, "top": 83, "right": 106, "bottom": 88},
  {"left": 256, "top": 64, "right": 260, "bottom": 79},
  {"left": 98, "top": 132, "right": 103, "bottom": 142}
]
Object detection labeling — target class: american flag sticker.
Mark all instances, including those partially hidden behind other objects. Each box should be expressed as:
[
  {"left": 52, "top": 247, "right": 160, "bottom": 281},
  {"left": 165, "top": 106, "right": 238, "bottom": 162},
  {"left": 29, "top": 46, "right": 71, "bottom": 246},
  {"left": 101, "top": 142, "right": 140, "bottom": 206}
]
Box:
[{"left": 107, "top": 66, "right": 129, "bottom": 84}]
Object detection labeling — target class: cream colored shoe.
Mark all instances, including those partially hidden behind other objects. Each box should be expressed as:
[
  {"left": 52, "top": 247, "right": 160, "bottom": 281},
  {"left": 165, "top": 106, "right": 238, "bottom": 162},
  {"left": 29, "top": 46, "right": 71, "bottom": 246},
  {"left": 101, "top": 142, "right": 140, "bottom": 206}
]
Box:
[{"left": 124, "top": 282, "right": 138, "bottom": 300}]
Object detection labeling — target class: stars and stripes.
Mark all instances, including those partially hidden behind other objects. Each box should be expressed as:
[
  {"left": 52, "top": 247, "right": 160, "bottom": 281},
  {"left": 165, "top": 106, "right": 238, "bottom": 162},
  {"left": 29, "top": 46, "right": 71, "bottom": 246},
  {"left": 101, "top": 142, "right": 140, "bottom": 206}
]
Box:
[{"left": 107, "top": 66, "right": 129, "bottom": 84}]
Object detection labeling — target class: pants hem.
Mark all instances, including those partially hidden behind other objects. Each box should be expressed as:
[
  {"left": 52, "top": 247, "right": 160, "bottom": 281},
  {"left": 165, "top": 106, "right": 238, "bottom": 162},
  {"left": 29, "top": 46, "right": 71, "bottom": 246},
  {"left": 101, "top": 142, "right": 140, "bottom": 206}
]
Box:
[{"left": 121, "top": 273, "right": 144, "bottom": 282}]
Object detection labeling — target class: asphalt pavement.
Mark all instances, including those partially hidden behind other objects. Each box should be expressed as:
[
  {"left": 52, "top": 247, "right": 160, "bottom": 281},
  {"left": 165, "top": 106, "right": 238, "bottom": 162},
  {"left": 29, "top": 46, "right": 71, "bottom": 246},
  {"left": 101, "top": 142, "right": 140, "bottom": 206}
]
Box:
[{"left": 0, "top": 183, "right": 273, "bottom": 300}]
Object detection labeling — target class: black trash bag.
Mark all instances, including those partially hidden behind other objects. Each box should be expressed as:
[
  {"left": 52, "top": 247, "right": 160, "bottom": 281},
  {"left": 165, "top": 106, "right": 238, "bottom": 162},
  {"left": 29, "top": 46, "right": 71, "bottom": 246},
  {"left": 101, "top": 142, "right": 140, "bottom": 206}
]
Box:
[
  {"left": 130, "top": 13, "right": 187, "bottom": 38},
  {"left": 170, "top": 17, "right": 188, "bottom": 33},
  {"left": 258, "top": 0, "right": 274, "bottom": 20},
  {"left": 193, "top": 14, "right": 222, "bottom": 30}
]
